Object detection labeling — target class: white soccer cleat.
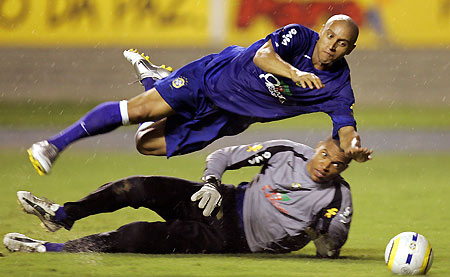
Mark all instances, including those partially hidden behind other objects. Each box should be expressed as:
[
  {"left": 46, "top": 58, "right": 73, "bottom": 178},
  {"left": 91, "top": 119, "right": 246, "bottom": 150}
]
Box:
[
  {"left": 27, "top": 140, "right": 59, "bottom": 175},
  {"left": 123, "top": 49, "right": 173, "bottom": 82},
  {"left": 3, "top": 233, "right": 47, "bottom": 253},
  {"left": 17, "top": 191, "right": 63, "bottom": 232}
]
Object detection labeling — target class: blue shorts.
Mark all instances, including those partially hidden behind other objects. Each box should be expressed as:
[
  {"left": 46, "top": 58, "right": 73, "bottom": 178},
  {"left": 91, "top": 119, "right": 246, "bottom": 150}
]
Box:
[{"left": 154, "top": 55, "right": 258, "bottom": 157}]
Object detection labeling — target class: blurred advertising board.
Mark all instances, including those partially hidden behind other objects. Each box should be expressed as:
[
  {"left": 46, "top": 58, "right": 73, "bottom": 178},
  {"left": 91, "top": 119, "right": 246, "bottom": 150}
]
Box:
[
  {"left": 0, "top": 0, "right": 210, "bottom": 46},
  {"left": 0, "top": 0, "right": 448, "bottom": 48},
  {"left": 226, "top": 0, "right": 450, "bottom": 48}
]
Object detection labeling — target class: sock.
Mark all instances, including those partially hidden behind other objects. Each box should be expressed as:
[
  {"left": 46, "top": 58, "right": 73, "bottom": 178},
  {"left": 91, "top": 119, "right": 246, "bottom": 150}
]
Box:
[
  {"left": 141, "top": 77, "right": 156, "bottom": 91},
  {"left": 48, "top": 101, "right": 129, "bottom": 151},
  {"left": 54, "top": 206, "right": 67, "bottom": 222},
  {"left": 44, "top": 242, "right": 64, "bottom": 252}
]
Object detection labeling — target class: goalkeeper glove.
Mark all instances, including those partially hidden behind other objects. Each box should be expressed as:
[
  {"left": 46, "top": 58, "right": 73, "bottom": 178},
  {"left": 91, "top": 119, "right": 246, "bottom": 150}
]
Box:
[
  {"left": 191, "top": 175, "right": 223, "bottom": 217},
  {"left": 304, "top": 227, "right": 339, "bottom": 259}
]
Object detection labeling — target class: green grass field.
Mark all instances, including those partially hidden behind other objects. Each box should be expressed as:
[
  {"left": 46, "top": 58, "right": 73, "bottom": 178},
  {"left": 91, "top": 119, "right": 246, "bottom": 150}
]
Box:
[
  {"left": 0, "top": 149, "right": 449, "bottom": 276},
  {"left": 1, "top": 101, "right": 449, "bottom": 276},
  {"left": 1, "top": 100, "right": 449, "bottom": 130}
]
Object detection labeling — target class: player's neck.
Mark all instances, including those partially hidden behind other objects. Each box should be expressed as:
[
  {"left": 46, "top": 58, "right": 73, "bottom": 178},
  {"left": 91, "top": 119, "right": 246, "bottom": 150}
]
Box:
[{"left": 311, "top": 50, "right": 332, "bottom": 71}]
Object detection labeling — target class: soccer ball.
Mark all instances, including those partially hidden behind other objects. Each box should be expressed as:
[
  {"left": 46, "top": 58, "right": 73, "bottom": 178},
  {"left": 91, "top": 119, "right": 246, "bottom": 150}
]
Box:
[{"left": 385, "top": 232, "right": 433, "bottom": 275}]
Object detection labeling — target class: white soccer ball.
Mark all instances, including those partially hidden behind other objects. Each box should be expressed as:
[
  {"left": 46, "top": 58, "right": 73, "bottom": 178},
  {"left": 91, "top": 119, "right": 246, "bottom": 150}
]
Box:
[{"left": 385, "top": 232, "right": 433, "bottom": 275}]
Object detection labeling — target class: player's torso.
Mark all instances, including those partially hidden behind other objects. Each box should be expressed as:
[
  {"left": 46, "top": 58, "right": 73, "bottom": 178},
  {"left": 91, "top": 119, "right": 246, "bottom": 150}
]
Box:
[
  {"left": 243, "top": 147, "right": 338, "bottom": 251},
  {"left": 203, "top": 39, "right": 351, "bottom": 119}
]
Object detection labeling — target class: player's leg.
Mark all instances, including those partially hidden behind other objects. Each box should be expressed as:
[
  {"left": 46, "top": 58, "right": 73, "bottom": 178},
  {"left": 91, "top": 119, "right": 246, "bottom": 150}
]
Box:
[
  {"left": 27, "top": 50, "right": 173, "bottom": 175},
  {"left": 16, "top": 176, "right": 204, "bottom": 232},
  {"left": 134, "top": 118, "right": 167, "bottom": 155},
  {"left": 61, "top": 220, "right": 226, "bottom": 253},
  {"left": 3, "top": 219, "right": 225, "bottom": 254}
]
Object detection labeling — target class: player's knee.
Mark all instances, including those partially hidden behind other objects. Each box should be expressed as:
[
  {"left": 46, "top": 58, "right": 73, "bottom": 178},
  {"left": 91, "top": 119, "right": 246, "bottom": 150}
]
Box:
[{"left": 135, "top": 133, "right": 165, "bottom": 156}]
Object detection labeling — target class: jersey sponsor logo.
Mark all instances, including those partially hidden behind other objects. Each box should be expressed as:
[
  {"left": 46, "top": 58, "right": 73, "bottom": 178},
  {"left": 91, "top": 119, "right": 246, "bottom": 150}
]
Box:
[
  {"left": 324, "top": 208, "right": 339, "bottom": 218},
  {"left": 247, "top": 144, "right": 263, "bottom": 152},
  {"left": 248, "top": 151, "right": 271, "bottom": 165},
  {"left": 171, "top": 76, "right": 187, "bottom": 88},
  {"left": 339, "top": 206, "right": 352, "bottom": 223},
  {"left": 259, "top": 73, "right": 290, "bottom": 103},
  {"left": 262, "top": 185, "right": 289, "bottom": 214},
  {"left": 281, "top": 28, "right": 298, "bottom": 46}
]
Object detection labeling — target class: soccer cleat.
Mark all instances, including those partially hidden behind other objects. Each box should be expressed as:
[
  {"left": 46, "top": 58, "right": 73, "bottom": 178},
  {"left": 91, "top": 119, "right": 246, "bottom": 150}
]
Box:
[
  {"left": 123, "top": 49, "right": 173, "bottom": 82},
  {"left": 3, "top": 233, "right": 47, "bottom": 253},
  {"left": 17, "top": 191, "right": 63, "bottom": 232},
  {"left": 27, "top": 140, "right": 59, "bottom": 175}
]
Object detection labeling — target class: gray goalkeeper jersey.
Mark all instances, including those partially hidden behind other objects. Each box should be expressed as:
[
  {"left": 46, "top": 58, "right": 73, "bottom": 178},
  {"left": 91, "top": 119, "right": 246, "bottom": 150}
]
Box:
[{"left": 203, "top": 139, "right": 353, "bottom": 253}]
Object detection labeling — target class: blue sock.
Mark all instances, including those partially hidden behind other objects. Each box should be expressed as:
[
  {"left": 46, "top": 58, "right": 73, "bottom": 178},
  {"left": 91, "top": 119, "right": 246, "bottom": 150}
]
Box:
[
  {"left": 141, "top": 77, "right": 156, "bottom": 91},
  {"left": 54, "top": 206, "right": 67, "bottom": 222},
  {"left": 48, "top": 101, "right": 127, "bottom": 151},
  {"left": 44, "top": 242, "right": 64, "bottom": 252}
]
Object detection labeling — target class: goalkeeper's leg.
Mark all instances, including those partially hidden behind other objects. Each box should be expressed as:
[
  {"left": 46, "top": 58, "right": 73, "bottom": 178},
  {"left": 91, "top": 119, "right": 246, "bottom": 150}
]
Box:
[
  {"left": 62, "top": 220, "right": 225, "bottom": 253},
  {"left": 58, "top": 176, "right": 204, "bottom": 230}
]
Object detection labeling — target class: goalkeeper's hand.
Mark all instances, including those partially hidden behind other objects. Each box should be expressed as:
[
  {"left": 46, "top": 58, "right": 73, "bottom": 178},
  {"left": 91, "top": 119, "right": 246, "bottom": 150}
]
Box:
[
  {"left": 304, "top": 227, "right": 339, "bottom": 259},
  {"left": 191, "top": 175, "right": 223, "bottom": 217}
]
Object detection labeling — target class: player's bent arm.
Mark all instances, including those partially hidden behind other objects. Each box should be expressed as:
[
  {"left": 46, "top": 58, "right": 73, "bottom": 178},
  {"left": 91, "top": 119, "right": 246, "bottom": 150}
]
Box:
[
  {"left": 203, "top": 139, "right": 293, "bottom": 181},
  {"left": 253, "top": 40, "right": 297, "bottom": 79},
  {"left": 253, "top": 40, "right": 324, "bottom": 89},
  {"left": 193, "top": 140, "right": 288, "bottom": 217}
]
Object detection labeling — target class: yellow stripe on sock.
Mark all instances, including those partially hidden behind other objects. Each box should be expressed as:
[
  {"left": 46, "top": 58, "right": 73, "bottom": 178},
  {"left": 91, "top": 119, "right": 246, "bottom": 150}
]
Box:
[
  {"left": 420, "top": 243, "right": 432, "bottom": 274},
  {"left": 388, "top": 238, "right": 401, "bottom": 270}
]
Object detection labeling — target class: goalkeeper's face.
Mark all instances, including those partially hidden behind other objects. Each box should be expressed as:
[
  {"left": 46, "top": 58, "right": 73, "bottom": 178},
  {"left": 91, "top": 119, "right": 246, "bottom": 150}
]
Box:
[{"left": 307, "top": 139, "right": 350, "bottom": 183}]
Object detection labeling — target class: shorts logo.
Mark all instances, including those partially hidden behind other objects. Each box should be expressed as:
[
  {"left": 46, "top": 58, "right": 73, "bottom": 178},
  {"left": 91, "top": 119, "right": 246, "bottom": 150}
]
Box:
[{"left": 172, "top": 77, "right": 187, "bottom": 88}]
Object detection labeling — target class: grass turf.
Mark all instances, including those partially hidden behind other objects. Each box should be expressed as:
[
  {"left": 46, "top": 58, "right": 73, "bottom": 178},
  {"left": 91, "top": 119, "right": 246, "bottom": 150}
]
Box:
[
  {"left": 1, "top": 100, "right": 449, "bottom": 130},
  {"left": 0, "top": 150, "right": 449, "bottom": 276}
]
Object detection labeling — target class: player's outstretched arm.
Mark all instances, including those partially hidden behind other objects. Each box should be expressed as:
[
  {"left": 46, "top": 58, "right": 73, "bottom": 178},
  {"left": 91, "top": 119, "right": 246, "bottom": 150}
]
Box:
[
  {"left": 253, "top": 40, "right": 324, "bottom": 89},
  {"left": 338, "top": 126, "right": 373, "bottom": 163}
]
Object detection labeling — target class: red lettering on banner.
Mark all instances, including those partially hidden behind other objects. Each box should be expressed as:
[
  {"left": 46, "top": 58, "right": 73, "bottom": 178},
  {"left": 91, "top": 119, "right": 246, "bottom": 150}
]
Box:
[{"left": 237, "top": 0, "right": 364, "bottom": 29}]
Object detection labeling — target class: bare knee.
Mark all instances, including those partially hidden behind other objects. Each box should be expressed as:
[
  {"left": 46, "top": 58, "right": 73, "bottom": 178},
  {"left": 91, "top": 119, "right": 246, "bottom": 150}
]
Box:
[
  {"left": 135, "top": 120, "right": 167, "bottom": 156},
  {"left": 135, "top": 134, "right": 166, "bottom": 156}
]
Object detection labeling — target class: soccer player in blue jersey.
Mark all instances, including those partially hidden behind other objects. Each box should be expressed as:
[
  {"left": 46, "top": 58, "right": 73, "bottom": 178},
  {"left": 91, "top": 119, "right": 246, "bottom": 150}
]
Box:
[{"left": 28, "top": 14, "right": 372, "bottom": 175}]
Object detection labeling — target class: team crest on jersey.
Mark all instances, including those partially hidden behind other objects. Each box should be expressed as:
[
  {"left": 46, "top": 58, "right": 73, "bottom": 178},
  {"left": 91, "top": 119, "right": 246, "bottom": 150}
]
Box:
[
  {"left": 291, "top": 183, "right": 302, "bottom": 190},
  {"left": 172, "top": 77, "right": 187, "bottom": 89}
]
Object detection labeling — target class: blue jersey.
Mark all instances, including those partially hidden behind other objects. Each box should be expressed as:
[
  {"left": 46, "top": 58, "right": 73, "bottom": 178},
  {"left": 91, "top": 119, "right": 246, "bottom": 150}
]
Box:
[{"left": 203, "top": 24, "right": 356, "bottom": 136}]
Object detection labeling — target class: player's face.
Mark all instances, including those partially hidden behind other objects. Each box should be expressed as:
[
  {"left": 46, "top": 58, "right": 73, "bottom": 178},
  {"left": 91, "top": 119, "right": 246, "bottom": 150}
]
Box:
[
  {"left": 314, "top": 21, "right": 357, "bottom": 69},
  {"left": 307, "top": 140, "right": 349, "bottom": 183}
]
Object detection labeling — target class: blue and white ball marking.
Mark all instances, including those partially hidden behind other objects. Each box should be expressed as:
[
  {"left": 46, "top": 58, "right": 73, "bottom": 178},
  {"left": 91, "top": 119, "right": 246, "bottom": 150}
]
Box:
[{"left": 385, "top": 232, "right": 433, "bottom": 275}]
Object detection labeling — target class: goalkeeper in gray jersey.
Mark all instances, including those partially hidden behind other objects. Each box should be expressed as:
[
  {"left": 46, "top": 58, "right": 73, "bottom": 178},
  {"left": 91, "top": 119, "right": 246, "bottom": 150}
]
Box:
[{"left": 4, "top": 138, "right": 371, "bottom": 258}]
